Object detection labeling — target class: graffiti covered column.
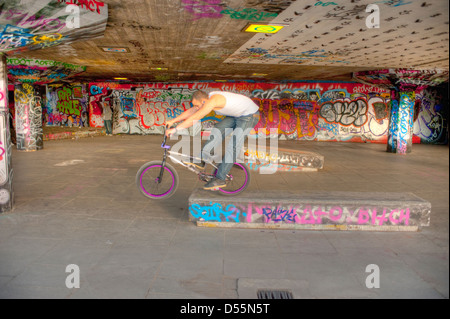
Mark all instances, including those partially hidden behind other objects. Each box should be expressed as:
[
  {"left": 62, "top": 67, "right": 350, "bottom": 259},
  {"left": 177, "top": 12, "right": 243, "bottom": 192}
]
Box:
[
  {"left": 14, "top": 83, "right": 43, "bottom": 151},
  {"left": 387, "top": 91, "right": 415, "bottom": 154},
  {"left": 0, "top": 54, "right": 13, "bottom": 212},
  {"left": 353, "top": 69, "right": 449, "bottom": 154}
]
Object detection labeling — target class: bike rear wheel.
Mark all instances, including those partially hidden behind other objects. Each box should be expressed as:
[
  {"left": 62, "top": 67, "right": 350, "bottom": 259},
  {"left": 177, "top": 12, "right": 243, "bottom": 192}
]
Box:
[
  {"left": 214, "top": 163, "right": 250, "bottom": 196},
  {"left": 136, "top": 161, "right": 178, "bottom": 199}
]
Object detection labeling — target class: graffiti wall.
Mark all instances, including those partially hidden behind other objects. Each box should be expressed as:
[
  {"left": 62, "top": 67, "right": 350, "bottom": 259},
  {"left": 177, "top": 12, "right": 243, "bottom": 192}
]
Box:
[
  {"left": 45, "top": 83, "right": 89, "bottom": 127},
  {"left": 413, "top": 85, "right": 448, "bottom": 145},
  {"left": 88, "top": 81, "right": 396, "bottom": 143},
  {"left": 88, "top": 83, "right": 223, "bottom": 135},
  {"left": 5, "top": 80, "right": 444, "bottom": 145}
]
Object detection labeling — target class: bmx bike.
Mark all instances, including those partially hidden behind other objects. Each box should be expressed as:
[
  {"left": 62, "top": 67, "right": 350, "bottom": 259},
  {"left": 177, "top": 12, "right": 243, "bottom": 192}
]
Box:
[{"left": 136, "top": 126, "right": 251, "bottom": 199}]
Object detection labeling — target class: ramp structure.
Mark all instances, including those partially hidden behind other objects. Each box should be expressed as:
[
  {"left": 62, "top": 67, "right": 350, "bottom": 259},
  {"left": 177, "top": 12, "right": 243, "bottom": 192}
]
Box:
[
  {"left": 188, "top": 190, "right": 431, "bottom": 232},
  {"left": 245, "top": 147, "right": 325, "bottom": 173}
]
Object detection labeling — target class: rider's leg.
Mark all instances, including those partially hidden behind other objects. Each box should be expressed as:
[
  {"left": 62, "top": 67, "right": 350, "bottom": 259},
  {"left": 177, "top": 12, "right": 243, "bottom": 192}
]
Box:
[
  {"left": 186, "top": 116, "right": 235, "bottom": 169},
  {"left": 201, "top": 116, "right": 235, "bottom": 162},
  {"left": 214, "top": 113, "right": 259, "bottom": 181}
]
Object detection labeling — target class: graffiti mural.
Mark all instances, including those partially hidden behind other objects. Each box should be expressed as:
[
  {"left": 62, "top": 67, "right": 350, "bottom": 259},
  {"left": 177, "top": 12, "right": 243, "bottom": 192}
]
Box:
[
  {"left": 45, "top": 83, "right": 89, "bottom": 127},
  {"left": 355, "top": 69, "right": 449, "bottom": 148},
  {"left": 6, "top": 57, "right": 86, "bottom": 84},
  {"left": 88, "top": 83, "right": 223, "bottom": 135},
  {"left": 413, "top": 86, "right": 448, "bottom": 144},
  {"left": 181, "top": 0, "right": 290, "bottom": 21},
  {"left": 252, "top": 98, "right": 320, "bottom": 140},
  {"left": 248, "top": 83, "right": 391, "bottom": 143},
  {"left": 189, "top": 201, "right": 415, "bottom": 227},
  {"left": 398, "top": 92, "right": 415, "bottom": 153},
  {"left": 0, "top": 0, "right": 108, "bottom": 55},
  {"left": 81, "top": 82, "right": 447, "bottom": 143},
  {"left": 14, "top": 83, "right": 43, "bottom": 150}
]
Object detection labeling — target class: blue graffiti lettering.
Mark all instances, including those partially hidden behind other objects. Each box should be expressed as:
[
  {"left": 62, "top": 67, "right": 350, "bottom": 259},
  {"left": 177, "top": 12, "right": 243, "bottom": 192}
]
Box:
[
  {"left": 189, "top": 202, "right": 245, "bottom": 222},
  {"left": 90, "top": 85, "right": 104, "bottom": 95},
  {"left": 166, "top": 108, "right": 184, "bottom": 119},
  {"left": 262, "top": 207, "right": 298, "bottom": 223}
]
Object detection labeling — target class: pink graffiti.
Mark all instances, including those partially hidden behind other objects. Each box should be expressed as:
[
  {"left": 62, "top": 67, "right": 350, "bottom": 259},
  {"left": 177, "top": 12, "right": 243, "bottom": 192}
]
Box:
[
  {"left": 182, "top": 0, "right": 224, "bottom": 20},
  {"left": 236, "top": 203, "right": 410, "bottom": 226},
  {"left": 0, "top": 142, "right": 5, "bottom": 161},
  {"left": 2, "top": 9, "right": 66, "bottom": 32}
]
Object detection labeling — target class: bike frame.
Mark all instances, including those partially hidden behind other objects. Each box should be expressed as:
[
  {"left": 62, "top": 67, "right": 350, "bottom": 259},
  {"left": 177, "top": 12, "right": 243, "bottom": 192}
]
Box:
[
  {"left": 137, "top": 126, "right": 250, "bottom": 197},
  {"left": 158, "top": 127, "right": 219, "bottom": 183}
]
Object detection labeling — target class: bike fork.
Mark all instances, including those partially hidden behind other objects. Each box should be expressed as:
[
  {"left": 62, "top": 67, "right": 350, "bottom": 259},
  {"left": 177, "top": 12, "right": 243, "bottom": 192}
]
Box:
[{"left": 157, "top": 151, "right": 168, "bottom": 183}]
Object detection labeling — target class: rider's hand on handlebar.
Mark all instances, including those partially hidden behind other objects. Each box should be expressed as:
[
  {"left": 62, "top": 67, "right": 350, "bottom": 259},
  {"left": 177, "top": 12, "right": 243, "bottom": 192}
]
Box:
[
  {"left": 166, "top": 120, "right": 176, "bottom": 128},
  {"left": 165, "top": 127, "right": 177, "bottom": 137}
]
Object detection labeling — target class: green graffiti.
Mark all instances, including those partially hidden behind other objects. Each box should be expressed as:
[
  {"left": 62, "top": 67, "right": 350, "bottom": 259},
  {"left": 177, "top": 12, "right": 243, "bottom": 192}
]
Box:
[
  {"left": 57, "top": 87, "right": 81, "bottom": 116},
  {"left": 221, "top": 8, "right": 278, "bottom": 21}
]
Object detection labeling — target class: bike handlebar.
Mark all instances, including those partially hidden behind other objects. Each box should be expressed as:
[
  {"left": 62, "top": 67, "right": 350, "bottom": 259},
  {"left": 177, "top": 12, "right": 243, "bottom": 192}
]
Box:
[{"left": 161, "top": 124, "right": 175, "bottom": 149}]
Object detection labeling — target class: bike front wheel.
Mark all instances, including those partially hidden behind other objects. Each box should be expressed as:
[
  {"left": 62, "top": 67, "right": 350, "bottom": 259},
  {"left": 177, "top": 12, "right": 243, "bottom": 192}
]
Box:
[
  {"left": 213, "top": 163, "right": 250, "bottom": 196},
  {"left": 136, "top": 161, "right": 179, "bottom": 199}
]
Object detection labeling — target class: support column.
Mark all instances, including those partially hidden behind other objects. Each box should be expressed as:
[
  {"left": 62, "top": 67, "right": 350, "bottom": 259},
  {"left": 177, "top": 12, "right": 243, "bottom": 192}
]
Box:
[
  {"left": 14, "top": 83, "right": 43, "bottom": 151},
  {"left": 0, "top": 54, "right": 14, "bottom": 213},
  {"left": 387, "top": 90, "right": 415, "bottom": 154}
]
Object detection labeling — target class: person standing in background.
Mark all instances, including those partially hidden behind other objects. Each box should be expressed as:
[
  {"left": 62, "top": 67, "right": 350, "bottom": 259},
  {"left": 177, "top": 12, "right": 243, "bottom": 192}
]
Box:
[{"left": 101, "top": 98, "right": 113, "bottom": 136}]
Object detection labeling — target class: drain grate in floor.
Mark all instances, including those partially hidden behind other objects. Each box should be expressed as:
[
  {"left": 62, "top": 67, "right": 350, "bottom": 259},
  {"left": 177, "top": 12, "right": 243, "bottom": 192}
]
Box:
[{"left": 257, "top": 289, "right": 294, "bottom": 299}]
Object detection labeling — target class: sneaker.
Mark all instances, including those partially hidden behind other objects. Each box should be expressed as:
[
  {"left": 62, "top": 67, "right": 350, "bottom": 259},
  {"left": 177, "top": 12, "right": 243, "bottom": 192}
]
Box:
[
  {"left": 183, "top": 160, "right": 206, "bottom": 170},
  {"left": 203, "top": 177, "right": 226, "bottom": 190}
]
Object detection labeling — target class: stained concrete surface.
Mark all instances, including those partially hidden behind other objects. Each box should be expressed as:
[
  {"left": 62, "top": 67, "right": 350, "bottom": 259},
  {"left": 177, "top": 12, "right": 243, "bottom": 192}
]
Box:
[{"left": 0, "top": 135, "right": 448, "bottom": 299}]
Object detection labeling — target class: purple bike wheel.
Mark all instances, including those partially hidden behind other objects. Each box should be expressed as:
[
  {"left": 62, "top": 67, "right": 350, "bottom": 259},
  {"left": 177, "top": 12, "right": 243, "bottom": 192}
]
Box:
[
  {"left": 214, "top": 163, "right": 250, "bottom": 196},
  {"left": 136, "top": 161, "right": 178, "bottom": 199}
]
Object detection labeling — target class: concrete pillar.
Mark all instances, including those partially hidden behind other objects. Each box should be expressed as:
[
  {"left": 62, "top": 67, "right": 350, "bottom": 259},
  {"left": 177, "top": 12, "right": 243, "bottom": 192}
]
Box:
[
  {"left": 14, "top": 83, "right": 43, "bottom": 151},
  {"left": 0, "top": 54, "right": 14, "bottom": 212},
  {"left": 387, "top": 90, "right": 415, "bottom": 154}
]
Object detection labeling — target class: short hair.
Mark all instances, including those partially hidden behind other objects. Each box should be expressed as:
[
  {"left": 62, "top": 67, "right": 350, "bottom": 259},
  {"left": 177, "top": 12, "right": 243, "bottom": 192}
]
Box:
[{"left": 192, "top": 90, "right": 209, "bottom": 101}]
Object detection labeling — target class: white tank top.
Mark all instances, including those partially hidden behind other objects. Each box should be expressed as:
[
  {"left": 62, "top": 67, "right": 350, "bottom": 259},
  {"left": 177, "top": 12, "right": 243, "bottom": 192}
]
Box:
[{"left": 209, "top": 91, "right": 259, "bottom": 117}]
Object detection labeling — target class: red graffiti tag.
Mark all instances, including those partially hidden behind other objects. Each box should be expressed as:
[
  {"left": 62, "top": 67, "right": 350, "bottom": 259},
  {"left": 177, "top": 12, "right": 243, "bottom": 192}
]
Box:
[{"left": 57, "top": 0, "right": 105, "bottom": 14}]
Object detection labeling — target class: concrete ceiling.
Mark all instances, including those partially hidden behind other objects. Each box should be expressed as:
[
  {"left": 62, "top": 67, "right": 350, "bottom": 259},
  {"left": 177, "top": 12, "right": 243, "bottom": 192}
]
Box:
[{"left": 8, "top": 0, "right": 450, "bottom": 83}]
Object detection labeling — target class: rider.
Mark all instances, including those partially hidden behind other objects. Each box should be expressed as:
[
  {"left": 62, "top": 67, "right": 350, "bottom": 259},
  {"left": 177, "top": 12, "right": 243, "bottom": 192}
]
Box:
[{"left": 165, "top": 90, "right": 260, "bottom": 190}]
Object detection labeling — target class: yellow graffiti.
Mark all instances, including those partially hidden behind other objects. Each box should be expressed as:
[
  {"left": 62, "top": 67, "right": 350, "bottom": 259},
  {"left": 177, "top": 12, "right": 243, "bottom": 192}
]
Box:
[
  {"left": 14, "top": 83, "right": 34, "bottom": 103},
  {"left": 32, "top": 33, "right": 63, "bottom": 44},
  {"left": 245, "top": 149, "right": 278, "bottom": 162}
]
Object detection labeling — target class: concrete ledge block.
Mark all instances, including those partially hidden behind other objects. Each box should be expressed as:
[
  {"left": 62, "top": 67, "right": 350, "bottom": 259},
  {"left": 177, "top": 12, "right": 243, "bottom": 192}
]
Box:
[
  {"left": 245, "top": 147, "right": 324, "bottom": 172},
  {"left": 188, "top": 190, "right": 431, "bottom": 232}
]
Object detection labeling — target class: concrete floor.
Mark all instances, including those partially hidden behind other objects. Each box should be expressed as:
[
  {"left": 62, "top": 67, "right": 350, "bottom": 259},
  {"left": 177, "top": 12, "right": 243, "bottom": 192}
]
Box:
[{"left": 0, "top": 135, "right": 448, "bottom": 299}]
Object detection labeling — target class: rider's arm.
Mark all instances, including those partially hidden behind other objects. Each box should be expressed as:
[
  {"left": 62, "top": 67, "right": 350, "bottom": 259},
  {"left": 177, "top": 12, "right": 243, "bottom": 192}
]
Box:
[{"left": 176, "top": 96, "right": 219, "bottom": 130}]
